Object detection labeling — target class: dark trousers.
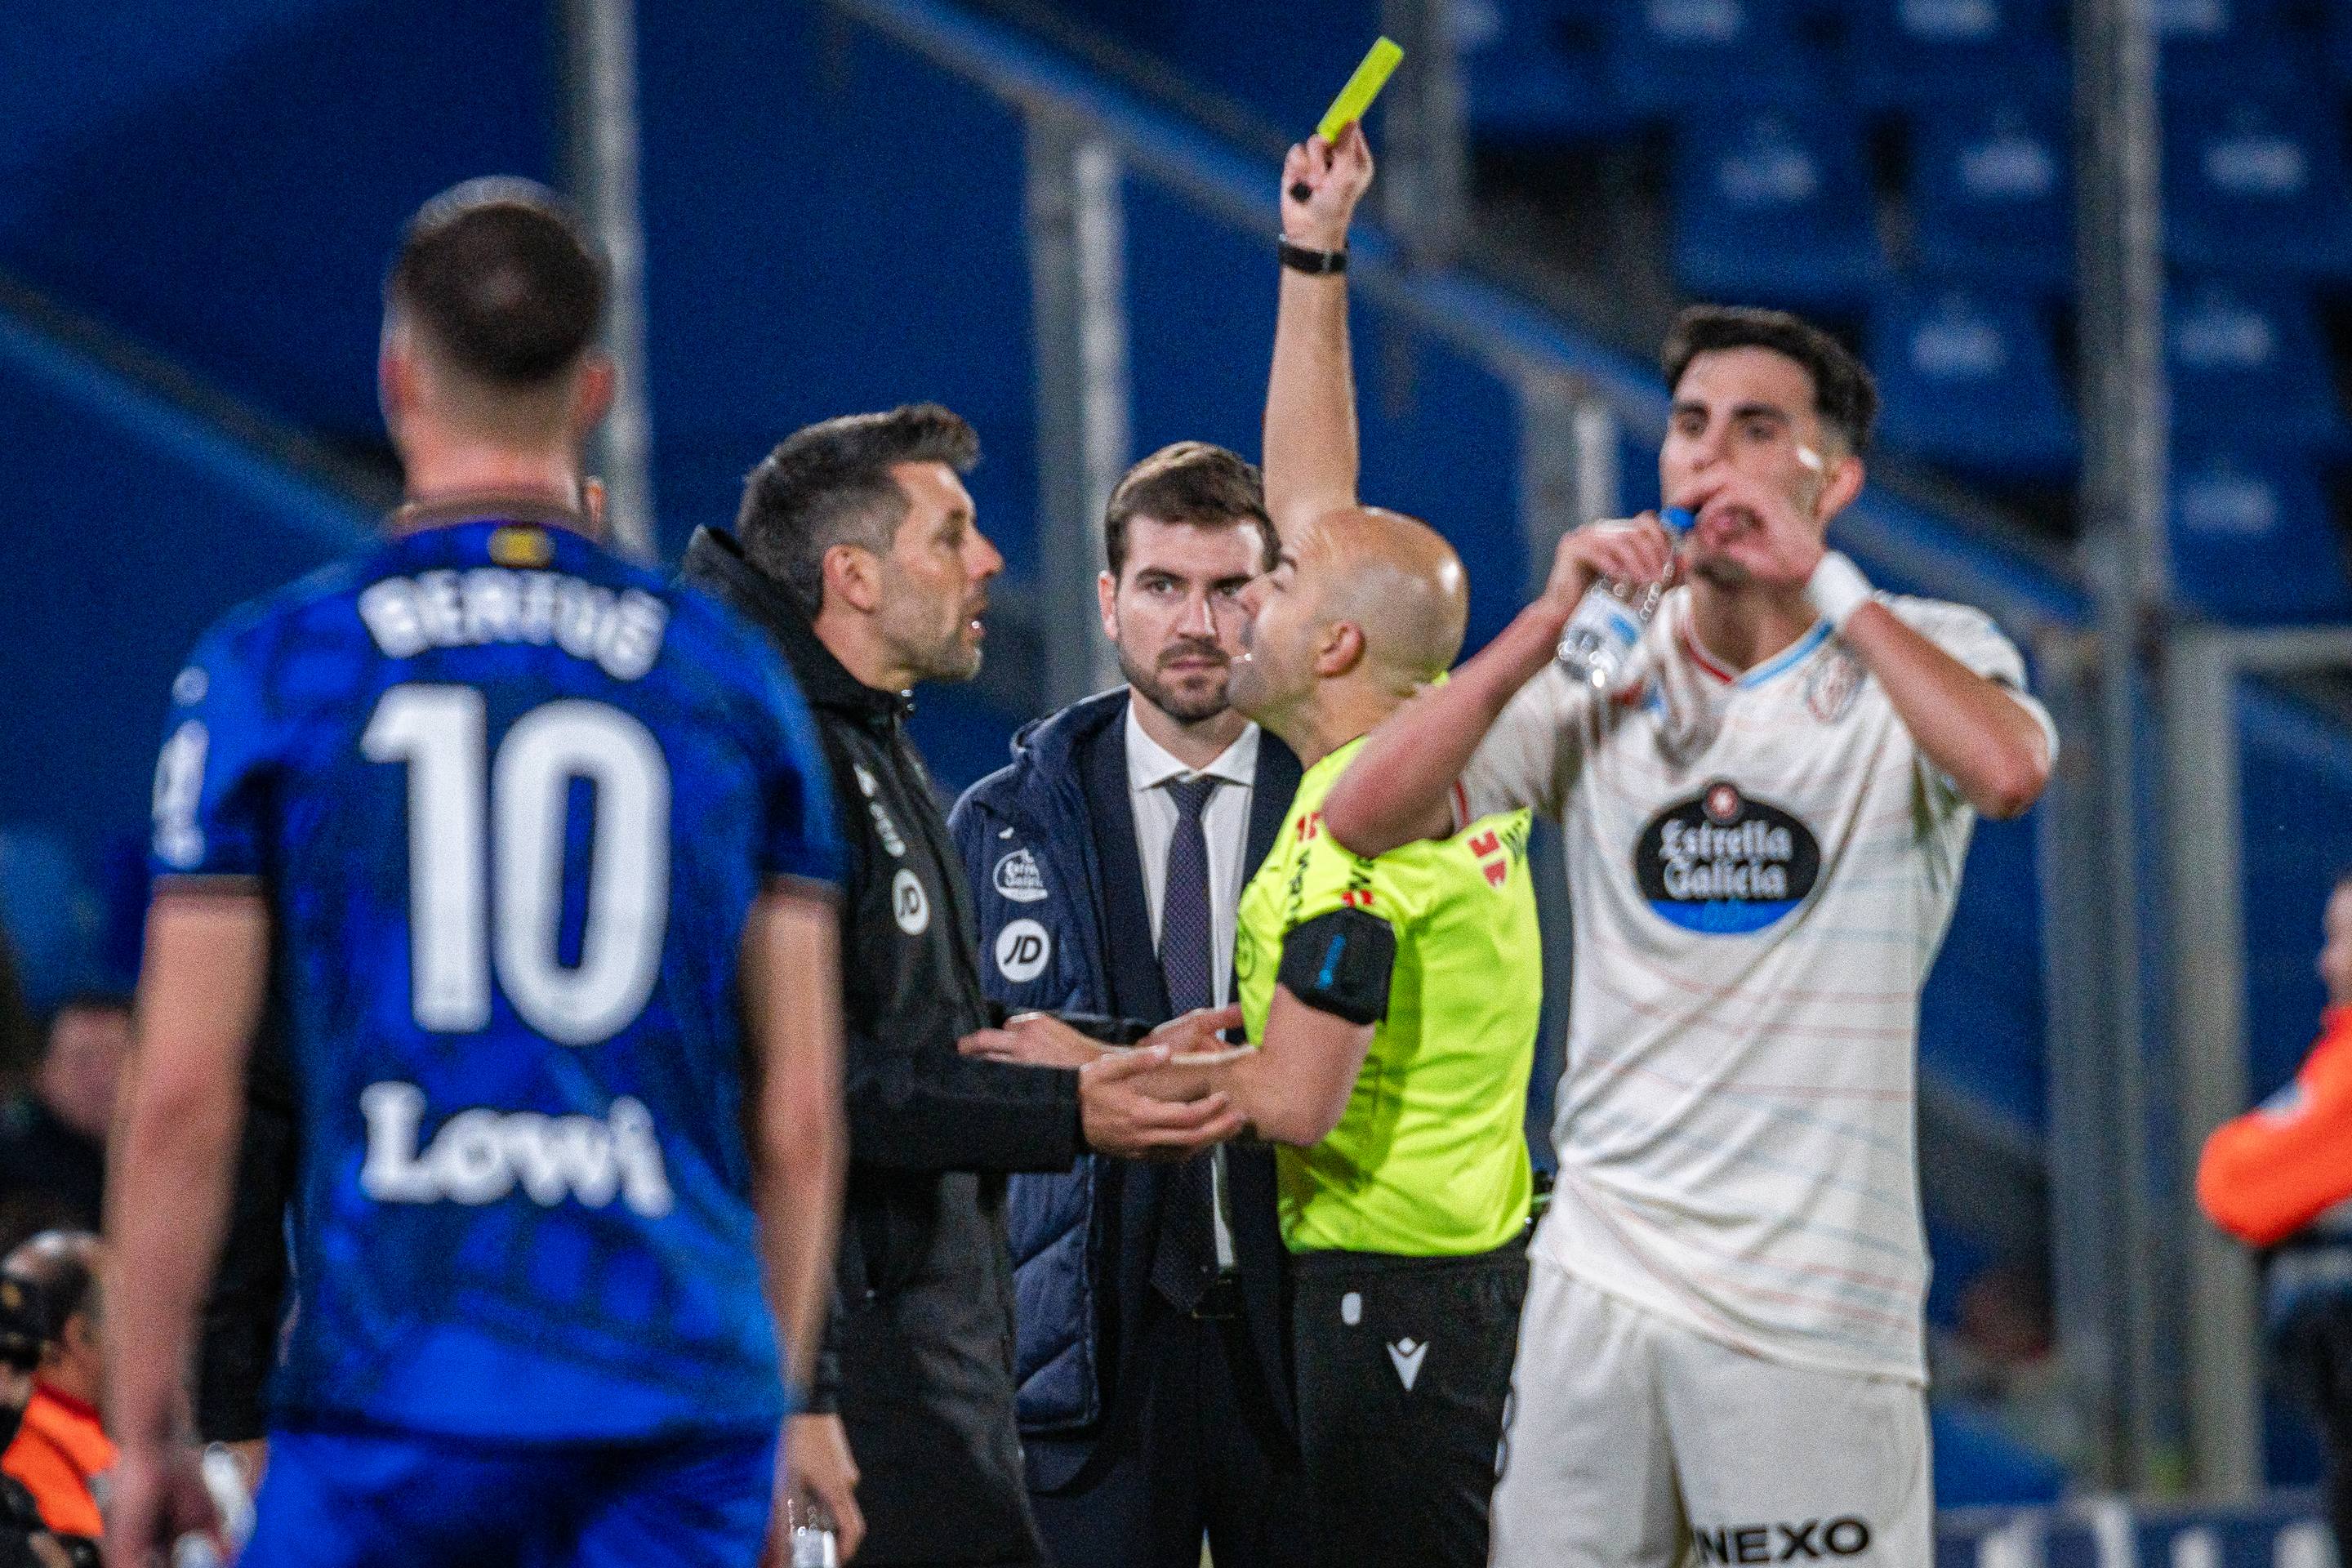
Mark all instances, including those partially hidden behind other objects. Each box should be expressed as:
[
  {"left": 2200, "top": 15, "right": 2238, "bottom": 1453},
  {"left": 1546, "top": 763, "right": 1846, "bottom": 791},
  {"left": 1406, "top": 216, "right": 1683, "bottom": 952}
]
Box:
[
  {"left": 2278, "top": 1290, "right": 2352, "bottom": 1555},
  {"left": 1290, "top": 1241, "right": 1529, "bottom": 1568},
  {"left": 1030, "top": 1306, "right": 1303, "bottom": 1568}
]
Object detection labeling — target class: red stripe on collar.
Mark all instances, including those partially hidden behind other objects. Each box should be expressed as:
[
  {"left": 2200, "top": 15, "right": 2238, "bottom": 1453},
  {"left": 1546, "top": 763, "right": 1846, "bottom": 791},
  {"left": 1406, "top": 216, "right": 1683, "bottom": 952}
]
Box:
[{"left": 1681, "top": 623, "right": 1740, "bottom": 684}]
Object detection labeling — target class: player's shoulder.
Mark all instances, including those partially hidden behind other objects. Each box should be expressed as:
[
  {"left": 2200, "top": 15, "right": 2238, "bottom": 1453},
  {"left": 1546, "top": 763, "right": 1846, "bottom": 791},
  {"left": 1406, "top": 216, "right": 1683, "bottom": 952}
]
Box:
[
  {"left": 1876, "top": 590, "right": 2011, "bottom": 646},
  {"left": 659, "top": 570, "right": 826, "bottom": 749},
  {"left": 184, "top": 553, "right": 376, "bottom": 679}
]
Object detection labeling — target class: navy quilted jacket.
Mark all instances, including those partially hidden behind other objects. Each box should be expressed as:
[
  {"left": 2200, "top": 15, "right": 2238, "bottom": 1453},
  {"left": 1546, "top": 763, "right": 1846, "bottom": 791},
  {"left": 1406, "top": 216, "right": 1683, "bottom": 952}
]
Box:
[{"left": 949, "top": 689, "right": 1298, "bottom": 1488}]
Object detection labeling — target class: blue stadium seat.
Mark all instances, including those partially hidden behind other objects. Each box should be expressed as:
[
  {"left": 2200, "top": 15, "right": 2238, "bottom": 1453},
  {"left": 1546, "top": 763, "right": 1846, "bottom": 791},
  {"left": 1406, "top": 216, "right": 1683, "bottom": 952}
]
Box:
[
  {"left": 2167, "top": 279, "right": 2342, "bottom": 455},
  {"left": 2152, "top": 0, "right": 2304, "bottom": 100},
  {"left": 1458, "top": 0, "right": 1628, "bottom": 144},
  {"left": 1867, "top": 288, "right": 2077, "bottom": 479},
  {"left": 1606, "top": 0, "right": 1825, "bottom": 115},
  {"left": 1670, "top": 110, "right": 1886, "bottom": 311},
  {"left": 1838, "top": 0, "right": 2065, "bottom": 109},
  {"left": 2165, "top": 93, "right": 2352, "bottom": 278},
  {"left": 2168, "top": 448, "right": 2352, "bottom": 622},
  {"left": 1909, "top": 100, "right": 2071, "bottom": 297}
]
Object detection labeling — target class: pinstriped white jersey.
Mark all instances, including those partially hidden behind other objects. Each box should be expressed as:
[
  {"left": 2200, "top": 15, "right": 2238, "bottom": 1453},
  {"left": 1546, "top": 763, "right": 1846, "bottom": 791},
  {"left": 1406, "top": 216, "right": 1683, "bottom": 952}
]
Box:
[{"left": 1461, "top": 587, "right": 2050, "bottom": 1383}]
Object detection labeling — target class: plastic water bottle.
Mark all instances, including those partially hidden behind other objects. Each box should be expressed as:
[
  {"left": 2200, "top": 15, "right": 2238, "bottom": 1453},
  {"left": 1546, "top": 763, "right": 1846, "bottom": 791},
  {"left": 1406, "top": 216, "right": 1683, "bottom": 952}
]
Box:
[
  {"left": 1554, "top": 507, "right": 1694, "bottom": 690},
  {"left": 171, "top": 1445, "right": 259, "bottom": 1567},
  {"left": 787, "top": 1497, "right": 840, "bottom": 1568}
]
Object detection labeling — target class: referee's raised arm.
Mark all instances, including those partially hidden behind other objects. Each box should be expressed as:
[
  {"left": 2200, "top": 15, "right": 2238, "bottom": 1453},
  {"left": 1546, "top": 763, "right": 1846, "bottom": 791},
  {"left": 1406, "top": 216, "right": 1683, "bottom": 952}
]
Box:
[{"left": 1264, "top": 124, "right": 1371, "bottom": 537}]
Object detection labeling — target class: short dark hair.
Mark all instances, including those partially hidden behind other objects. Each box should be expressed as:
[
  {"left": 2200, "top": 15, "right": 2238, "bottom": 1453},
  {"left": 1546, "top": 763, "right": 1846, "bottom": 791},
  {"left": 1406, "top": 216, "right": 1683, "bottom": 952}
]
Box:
[
  {"left": 1661, "top": 305, "right": 1878, "bottom": 455},
  {"left": 1103, "top": 443, "right": 1276, "bottom": 580},
  {"left": 387, "top": 177, "right": 607, "bottom": 386},
  {"left": 736, "top": 404, "right": 981, "bottom": 613}
]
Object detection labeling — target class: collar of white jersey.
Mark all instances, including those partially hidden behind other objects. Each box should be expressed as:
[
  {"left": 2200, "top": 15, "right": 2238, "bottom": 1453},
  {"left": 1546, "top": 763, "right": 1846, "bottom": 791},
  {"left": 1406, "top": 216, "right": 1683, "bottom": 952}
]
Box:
[{"left": 1675, "top": 597, "right": 1835, "bottom": 692}]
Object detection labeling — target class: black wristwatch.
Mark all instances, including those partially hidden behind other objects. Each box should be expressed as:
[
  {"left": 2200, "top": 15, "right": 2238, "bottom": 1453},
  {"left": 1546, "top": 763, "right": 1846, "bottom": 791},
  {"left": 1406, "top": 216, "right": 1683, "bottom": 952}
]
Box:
[{"left": 1277, "top": 236, "right": 1348, "bottom": 275}]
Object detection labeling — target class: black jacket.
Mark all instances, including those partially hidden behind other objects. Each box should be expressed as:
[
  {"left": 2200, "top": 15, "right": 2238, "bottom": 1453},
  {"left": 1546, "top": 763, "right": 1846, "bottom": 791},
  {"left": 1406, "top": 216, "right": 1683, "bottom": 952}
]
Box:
[
  {"left": 950, "top": 691, "right": 1300, "bottom": 1490},
  {"left": 682, "top": 526, "right": 1082, "bottom": 1566}
]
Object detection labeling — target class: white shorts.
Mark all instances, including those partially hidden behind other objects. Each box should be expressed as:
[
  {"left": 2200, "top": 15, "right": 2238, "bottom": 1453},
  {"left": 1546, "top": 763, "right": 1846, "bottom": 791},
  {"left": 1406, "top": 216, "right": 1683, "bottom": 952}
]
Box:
[{"left": 1490, "top": 1255, "right": 1931, "bottom": 1566}]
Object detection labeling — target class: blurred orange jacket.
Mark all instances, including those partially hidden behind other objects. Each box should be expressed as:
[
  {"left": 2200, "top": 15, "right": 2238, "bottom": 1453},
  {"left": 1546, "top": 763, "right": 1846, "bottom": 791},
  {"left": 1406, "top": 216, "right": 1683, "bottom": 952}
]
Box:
[
  {"left": 2199, "top": 1006, "right": 2352, "bottom": 1249},
  {"left": 1, "top": 1382, "right": 111, "bottom": 1538}
]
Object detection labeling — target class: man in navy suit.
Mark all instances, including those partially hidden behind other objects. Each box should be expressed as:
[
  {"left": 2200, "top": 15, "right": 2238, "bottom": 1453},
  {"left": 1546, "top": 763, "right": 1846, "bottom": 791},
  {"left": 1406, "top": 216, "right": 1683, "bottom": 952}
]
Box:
[{"left": 951, "top": 442, "right": 1303, "bottom": 1567}]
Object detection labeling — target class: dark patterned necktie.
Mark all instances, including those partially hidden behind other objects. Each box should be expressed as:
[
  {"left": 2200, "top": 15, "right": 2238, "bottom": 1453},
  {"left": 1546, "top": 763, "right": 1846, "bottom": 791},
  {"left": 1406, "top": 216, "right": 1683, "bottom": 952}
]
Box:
[{"left": 1152, "top": 774, "right": 1222, "bottom": 1311}]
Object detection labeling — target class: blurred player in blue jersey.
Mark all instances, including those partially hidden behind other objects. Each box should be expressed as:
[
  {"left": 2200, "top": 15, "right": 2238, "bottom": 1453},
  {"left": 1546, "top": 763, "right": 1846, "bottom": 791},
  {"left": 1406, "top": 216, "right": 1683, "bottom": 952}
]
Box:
[{"left": 103, "top": 180, "right": 848, "bottom": 1568}]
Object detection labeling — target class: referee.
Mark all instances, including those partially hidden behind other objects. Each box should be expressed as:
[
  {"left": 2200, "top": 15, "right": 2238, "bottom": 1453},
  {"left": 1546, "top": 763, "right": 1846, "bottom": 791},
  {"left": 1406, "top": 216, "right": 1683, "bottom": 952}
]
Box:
[{"left": 975, "top": 504, "right": 1541, "bottom": 1568}]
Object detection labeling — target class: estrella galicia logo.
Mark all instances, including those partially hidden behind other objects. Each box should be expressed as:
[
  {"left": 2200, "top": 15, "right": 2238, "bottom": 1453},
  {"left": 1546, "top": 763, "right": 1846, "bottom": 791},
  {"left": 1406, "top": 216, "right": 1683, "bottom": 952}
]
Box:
[
  {"left": 1634, "top": 781, "right": 1820, "bottom": 935},
  {"left": 993, "top": 848, "right": 1049, "bottom": 903}
]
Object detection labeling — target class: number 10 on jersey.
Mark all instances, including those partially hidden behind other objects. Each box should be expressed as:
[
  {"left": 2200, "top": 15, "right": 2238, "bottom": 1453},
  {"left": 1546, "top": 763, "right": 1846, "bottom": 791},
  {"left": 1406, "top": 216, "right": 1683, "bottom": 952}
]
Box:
[{"left": 363, "top": 684, "right": 672, "bottom": 1046}]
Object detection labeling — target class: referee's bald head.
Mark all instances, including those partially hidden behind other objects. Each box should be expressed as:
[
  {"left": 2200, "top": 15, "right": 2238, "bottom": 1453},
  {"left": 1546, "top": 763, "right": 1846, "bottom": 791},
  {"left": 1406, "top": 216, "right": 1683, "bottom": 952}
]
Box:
[
  {"left": 381, "top": 178, "right": 609, "bottom": 446},
  {"left": 1296, "top": 505, "right": 1469, "bottom": 685}
]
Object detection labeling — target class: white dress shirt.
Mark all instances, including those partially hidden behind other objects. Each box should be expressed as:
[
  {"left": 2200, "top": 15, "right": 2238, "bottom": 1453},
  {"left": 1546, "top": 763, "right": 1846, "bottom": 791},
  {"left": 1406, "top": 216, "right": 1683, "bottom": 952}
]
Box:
[
  {"left": 1125, "top": 701, "right": 1262, "bottom": 1273},
  {"left": 1124, "top": 706, "right": 1263, "bottom": 1010}
]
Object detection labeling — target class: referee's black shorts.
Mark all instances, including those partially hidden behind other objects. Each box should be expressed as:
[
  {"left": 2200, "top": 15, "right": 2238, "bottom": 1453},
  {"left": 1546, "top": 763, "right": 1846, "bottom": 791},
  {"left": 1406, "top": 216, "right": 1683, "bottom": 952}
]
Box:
[{"left": 1290, "top": 1236, "right": 1529, "bottom": 1568}]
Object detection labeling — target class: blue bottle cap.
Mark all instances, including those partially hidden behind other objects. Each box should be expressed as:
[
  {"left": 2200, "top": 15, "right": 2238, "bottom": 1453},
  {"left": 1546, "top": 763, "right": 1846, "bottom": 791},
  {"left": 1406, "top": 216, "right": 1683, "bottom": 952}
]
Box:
[{"left": 1661, "top": 506, "right": 1696, "bottom": 535}]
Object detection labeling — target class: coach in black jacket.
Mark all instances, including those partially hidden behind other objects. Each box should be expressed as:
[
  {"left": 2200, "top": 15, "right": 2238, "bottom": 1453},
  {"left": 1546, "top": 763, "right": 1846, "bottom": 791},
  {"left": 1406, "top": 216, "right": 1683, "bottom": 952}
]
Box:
[
  {"left": 952, "top": 444, "right": 1303, "bottom": 1567},
  {"left": 684, "top": 406, "right": 1241, "bottom": 1568}
]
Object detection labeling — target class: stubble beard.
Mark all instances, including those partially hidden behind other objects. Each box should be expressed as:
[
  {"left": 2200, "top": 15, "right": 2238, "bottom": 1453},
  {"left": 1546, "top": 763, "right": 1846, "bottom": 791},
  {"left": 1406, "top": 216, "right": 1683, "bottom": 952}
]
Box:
[
  {"left": 889, "top": 605, "right": 984, "bottom": 685},
  {"left": 1689, "top": 553, "right": 1752, "bottom": 591},
  {"left": 1120, "top": 642, "right": 1232, "bottom": 726}
]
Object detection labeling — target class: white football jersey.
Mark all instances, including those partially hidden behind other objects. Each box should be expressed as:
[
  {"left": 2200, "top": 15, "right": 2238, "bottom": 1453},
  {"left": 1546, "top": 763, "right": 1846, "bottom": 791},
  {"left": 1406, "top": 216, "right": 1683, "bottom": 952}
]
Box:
[{"left": 1461, "top": 587, "right": 2051, "bottom": 1383}]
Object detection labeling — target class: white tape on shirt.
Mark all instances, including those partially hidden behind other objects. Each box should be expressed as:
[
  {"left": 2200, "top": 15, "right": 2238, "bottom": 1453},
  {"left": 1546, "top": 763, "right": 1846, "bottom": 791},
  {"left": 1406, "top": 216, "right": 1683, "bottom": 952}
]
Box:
[{"left": 1805, "top": 551, "right": 1873, "bottom": 634}]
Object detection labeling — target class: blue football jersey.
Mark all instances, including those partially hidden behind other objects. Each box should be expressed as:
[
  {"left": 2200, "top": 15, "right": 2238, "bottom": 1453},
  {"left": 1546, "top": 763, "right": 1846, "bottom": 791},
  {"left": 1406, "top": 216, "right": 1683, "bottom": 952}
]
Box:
[{"left": 149, "top": 516, "right": 842, "bottom": 1442}]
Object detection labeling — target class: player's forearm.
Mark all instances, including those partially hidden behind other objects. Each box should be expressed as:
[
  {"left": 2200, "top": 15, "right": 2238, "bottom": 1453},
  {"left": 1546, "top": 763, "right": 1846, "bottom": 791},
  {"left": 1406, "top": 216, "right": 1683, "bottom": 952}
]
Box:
[
  {"left": 755, "top": 1054, "right": 843, "bottom": 1390},
  {"left": 109, "top": 893, "right": 268, "bottom": 1452},
  {"left": 107, "top": 1066, "right": 246, "bottom": 1450},
  {"left": 1264, "top": 268, "right": 1360, "bottom": 532},
  {"left": 1325, "top": 598, "right": 1569, "bottom": 858},
  {"left": 1838, "top": 604, "right": 2051, "bottom": 819},
  {"left": 754, "top": 1141, "right": 840, "bottom": 1394},
  {"left": 746, "top": 893, "right": 847, "bottom": 1390}
]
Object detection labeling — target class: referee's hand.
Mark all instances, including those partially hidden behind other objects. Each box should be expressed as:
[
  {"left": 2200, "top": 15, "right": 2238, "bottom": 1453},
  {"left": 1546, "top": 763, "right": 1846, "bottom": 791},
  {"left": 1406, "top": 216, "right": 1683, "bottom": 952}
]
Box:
[
  {"left": 1080, "top": 1048, "right": 1246, "bottom": 1160},
  {"left": 1282, "top": 121, "right": 1373, "bottom": 252},
  {"left": 1145, "top": 1004, "right": 1245, "bottom": 1055}
]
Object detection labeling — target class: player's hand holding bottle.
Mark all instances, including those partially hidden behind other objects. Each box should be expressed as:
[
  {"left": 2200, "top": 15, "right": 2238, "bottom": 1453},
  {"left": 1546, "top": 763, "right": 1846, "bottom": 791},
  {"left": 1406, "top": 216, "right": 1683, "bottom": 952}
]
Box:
[{"left": 101, "top": 1441, "right": 219, "bottom": 1568}]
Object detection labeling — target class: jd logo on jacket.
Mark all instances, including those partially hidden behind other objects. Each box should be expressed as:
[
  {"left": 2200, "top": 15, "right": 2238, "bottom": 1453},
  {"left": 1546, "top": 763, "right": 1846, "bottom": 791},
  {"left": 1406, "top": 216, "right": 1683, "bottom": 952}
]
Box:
[
  {"left": 1635, "top": 781, "right": 1820, "bottom": 935},
  {"left": 892, "top": 868, "right": 930, "bottom": 935},
  {"left": 996, "top": 919, "right": 1051, "bottom": 982}
]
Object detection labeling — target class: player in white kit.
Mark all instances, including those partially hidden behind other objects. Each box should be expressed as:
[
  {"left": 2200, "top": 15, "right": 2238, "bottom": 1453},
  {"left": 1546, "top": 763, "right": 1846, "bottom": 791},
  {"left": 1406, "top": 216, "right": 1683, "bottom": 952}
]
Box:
[{"left": 1293, "top": 193, "right": 2056, "bottom": 1562}]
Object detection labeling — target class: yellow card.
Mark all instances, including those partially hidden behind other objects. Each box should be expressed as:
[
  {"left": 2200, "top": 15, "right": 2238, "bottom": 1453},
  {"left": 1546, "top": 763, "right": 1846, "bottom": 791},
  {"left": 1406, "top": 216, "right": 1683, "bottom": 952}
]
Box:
[{"left": 1316, "top": 37, "right": 1404, "bottom": 143}]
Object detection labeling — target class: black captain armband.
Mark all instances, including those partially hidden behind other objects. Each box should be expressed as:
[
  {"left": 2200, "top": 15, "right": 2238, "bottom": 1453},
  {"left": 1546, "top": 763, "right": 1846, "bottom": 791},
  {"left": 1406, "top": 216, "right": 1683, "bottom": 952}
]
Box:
[{"left": 1278, "top": 908, "right": 1397, "bottom": 1026}]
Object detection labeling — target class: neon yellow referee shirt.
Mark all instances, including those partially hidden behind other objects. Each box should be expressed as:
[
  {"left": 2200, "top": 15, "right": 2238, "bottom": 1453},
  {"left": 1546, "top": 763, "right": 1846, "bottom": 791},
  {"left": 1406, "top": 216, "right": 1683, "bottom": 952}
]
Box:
[{"left": 1236, "top": 736, "right": 1542, "bottom": 1256}]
